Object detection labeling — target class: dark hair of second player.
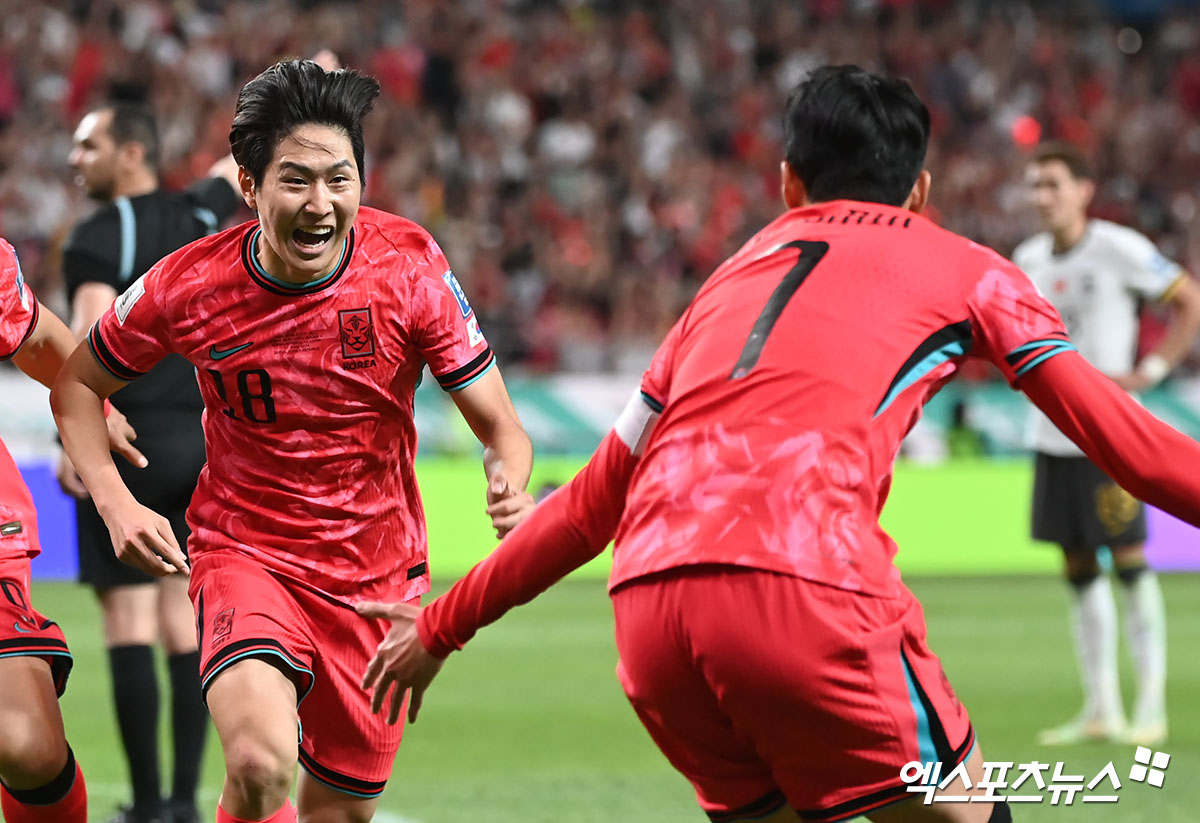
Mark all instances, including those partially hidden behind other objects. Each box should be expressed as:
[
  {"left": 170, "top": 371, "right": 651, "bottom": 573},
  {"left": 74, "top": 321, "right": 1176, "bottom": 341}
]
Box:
[{"left": 783, "top": 65, "right": 931, "bottom": 207}]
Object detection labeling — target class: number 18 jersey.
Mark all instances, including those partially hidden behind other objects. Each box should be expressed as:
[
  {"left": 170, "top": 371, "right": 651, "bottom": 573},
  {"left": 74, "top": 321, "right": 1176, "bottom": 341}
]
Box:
[
  {"left": 612, "top": 200, "right": 1072, "bottom": 597},
  {"left": 91, "top": 208, "right": 495, "bottom": 602}
]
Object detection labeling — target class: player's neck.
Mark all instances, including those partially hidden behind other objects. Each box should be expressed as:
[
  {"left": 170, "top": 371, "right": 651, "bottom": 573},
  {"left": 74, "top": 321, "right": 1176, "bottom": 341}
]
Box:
[{"left": 1051, "top": 218, "right": 1088, "bottom": 254}]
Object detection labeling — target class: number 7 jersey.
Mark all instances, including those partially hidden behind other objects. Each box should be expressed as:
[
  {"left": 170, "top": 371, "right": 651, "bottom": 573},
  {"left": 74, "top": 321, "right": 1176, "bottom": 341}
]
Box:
[
  {"left": 89, "top": 207, "right": 495, "bottom": 602},
  {"left": 613, "top": 200, "right": 1073, "bottom": 597}
]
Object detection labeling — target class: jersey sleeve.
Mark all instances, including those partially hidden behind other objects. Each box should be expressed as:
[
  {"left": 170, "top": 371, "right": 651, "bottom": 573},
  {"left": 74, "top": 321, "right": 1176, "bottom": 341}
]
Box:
[
  {"left": 1109, "top": 227, "right": 1187, "bottom": 302},
  {"left": 410, "top": 239, "right": 495, "bottom": 391},
  {"left": 0, "top": 240, "right": 39, "bottom": 361},
  {"left": 87, "top": 260, "right": 175, "bottom": 381},
  {"left": 967, "top": 249, "right": 1076, "bottom": 385},
  {"left": 185, "top": 177, "right": 242, "bottom": 229}
]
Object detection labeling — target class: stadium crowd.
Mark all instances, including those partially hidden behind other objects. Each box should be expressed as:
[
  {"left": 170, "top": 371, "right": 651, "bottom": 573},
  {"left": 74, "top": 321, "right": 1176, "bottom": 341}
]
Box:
[{"left": 2, "top": 0, "right": 1200, "bottom": 373}]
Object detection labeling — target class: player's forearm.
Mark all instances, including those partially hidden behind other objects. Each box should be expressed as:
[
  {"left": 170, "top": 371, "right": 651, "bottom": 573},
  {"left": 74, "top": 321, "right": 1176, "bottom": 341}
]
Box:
[
  {"left": 1147, "top": 286, "right": 1200, "bottom": 372},
  {"left": 482, "top": 421, "right": 533, "bottom": 492},
  {"left": 419, "top": 430, "right": 636, "bottom": 657},
  {"left": 11, "top": 303, "right": 75, "bottom": 390},
  {"left": 1021, "top": 352, "right": 1200, "bottom": 524},
  {"left": 50, "top": 367, "right": 132, "bottom": 513}
]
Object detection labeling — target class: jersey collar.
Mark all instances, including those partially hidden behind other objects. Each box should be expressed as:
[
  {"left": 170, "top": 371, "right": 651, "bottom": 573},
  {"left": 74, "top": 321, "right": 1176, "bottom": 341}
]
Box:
[{"left": 240, "top": 226, "right": 355, "bottom": 296}]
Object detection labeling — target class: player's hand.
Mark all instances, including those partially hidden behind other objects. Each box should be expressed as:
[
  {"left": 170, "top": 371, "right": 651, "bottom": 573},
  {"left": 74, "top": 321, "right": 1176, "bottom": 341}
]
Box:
[
  {"left": 1110, "top": 372, "right": 1152, "bottom": 393},
  {"left": 106, "top": 406, "right": 148, "bottom": 469},
  {"left": 102, "top": 498, "right": 188, "bottom": 577},
  {"left": 357, "top": 600, "right": 444, "bottom": 725},
  {"left": 55, "top": 450, "right": 90, "bottom": 499},
  {"left": 486, "top": 474, "right": 536, "bottom": 538}
]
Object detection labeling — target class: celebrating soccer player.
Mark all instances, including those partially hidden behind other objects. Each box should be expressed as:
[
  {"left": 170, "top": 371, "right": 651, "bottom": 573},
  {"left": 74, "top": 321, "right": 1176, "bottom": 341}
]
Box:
[
  {"left": 0, "top": 237, "right": 145, "bottom": 823},
  {"left": 51, "top": 60, "right": 534, "bottom": 823},
  {"left": 357, "top": 66, "right": 1200, "bottom": 823}
]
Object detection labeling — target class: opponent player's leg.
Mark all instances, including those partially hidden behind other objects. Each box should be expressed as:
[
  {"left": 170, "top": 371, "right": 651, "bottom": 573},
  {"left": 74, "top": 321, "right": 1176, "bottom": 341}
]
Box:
[
  {"left": 206, "top": 658, "right": 298, "bottom": 822},
  {"left": 0, "top": 655, "right": 87, "bottom": 823},
  {"left": 1031, "top": 455, "right": 1123, "bottom": 744},
  {"left": 160, "top": 568, "right": 207, "bottom": 823},
  {"left": 1111, "top": 540, "right": 1166, "bottom": 745}
]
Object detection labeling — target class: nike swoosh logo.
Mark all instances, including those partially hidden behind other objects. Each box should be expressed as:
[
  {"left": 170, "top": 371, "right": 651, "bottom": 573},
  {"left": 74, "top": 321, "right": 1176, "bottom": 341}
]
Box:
[
  {"left": 209, "top": 342, "right": 253, "bottom": 360},
  {"left": 13, "top": 621, "right": 31, "bottom": 634}
]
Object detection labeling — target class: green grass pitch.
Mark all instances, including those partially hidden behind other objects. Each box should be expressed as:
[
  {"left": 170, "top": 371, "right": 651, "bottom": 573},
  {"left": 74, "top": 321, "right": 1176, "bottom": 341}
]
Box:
[{"left": 35, "top": 574, "right": 1200, "bottom": 822}]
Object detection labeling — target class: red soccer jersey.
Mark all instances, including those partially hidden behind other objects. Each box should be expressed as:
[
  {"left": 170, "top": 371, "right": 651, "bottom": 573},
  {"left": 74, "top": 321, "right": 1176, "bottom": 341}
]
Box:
[
  {"left": 90, "top": 207, "right": 494, "bottom": 602},
  {"left": 0, "top": 238, "right": 41, "bottom": 561},
  {"left": 612, "top": 200, "right": 1071, "bottom": 597}
]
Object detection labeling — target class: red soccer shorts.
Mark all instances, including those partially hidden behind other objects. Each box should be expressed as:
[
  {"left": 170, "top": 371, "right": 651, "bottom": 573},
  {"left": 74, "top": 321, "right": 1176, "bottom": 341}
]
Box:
[
  {"left": 0, "top": 558, "right": 73, "bottom": 695},
  {"left": 611, "top": 566, "right": 974, "bottom": 823},
  {"left": 190, "top": 549, "right": 411, "bottom": 797}
]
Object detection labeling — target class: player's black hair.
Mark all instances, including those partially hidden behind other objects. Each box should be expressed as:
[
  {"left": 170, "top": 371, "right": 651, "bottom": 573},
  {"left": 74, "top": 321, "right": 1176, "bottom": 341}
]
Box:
[
  {"left": 104, "top": 102, "right": 160, "bottom": 172},
  {"left": 1033, "top": 141, "right": 1094, "bottom": 181},
  {"left": 783, "top": 65, "right": 930, "bottom": 207},
  {"left": 230, "top": 59, "right": 380, "bottom": 187}
]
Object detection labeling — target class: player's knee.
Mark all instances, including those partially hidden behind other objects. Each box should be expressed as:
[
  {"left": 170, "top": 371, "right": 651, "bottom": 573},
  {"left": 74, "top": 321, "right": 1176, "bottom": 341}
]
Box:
[
  {"left": 1114, "top": 562, "right": 1148, "bottom": 586},
  {"left": 1065, "top": 558, "right": 1101, "bottom": 589},
  {"left": 0, "top": 722, "right": 67, "bottom": 788},
  {"left": 222, "top": 736, "right": 293, "bottom": 804}
]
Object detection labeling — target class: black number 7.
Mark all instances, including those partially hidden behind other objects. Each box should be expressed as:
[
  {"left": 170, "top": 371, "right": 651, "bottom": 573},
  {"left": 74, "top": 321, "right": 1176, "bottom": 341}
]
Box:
[{"left": 730, "top": 240, "right": 829, "bottom": 379}]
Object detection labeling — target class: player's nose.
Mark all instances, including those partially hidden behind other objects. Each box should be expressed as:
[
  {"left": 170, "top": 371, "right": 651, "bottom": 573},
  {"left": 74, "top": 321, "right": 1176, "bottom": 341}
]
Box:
[{"left": 305, "top": 183, "right": 333, "bottom": 215}]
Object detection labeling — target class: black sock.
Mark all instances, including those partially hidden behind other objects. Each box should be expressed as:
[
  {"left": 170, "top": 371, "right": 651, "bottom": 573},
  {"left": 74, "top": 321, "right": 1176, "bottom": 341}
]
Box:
[
  {"left": 108, "top": 644, "right": 162, "bottom": 816},
  {"left": 167, "top": 652, "right": 206, "bottom": 808}
]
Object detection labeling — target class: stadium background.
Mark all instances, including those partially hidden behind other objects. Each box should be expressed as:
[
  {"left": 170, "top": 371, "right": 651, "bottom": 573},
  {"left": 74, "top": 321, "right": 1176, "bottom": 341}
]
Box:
[{"left": 3, "top": 0, "right": 1200, "bottom": 821}]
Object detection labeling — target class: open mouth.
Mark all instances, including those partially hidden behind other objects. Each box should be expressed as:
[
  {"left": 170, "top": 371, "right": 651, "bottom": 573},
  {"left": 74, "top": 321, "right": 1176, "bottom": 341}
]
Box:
[{"left": 292, "top": 226, "right": 335, "bottom": 254}]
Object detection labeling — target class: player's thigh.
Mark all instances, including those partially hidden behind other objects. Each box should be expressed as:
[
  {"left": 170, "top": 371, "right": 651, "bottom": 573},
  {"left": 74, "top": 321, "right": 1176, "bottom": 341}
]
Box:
[
  {"left": 0, "top": 656, "right": 68, "bottom": 787},
  {"left": 97, "top": 582, "right": 159, "bottom": 646},
  {"left": 617, "top": 569, "right": 975, "bottom": 821},
  {"left": 613, "top": 572, "right": 785, "bottom": 821},
  {"left": 866, "top": 747, "right": 996, "bottom": 823},
  {"left": 206, "top": 657, "right": 299, "bottom": 766},
  {"left": 293, "top": 585, "right": 407, "bottom": 801},
  {"left": 296, "top": 770, "right": 378, "bottom": 823}
]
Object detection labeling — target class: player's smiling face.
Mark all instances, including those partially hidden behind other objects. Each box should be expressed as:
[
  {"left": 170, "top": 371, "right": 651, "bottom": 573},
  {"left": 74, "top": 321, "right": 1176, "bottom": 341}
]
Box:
[{"left": 243, "top": 123, "right": 361, "bottom": 284}]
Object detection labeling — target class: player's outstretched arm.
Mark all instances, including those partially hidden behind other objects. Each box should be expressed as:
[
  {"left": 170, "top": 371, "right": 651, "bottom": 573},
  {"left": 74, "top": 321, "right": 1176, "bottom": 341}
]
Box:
[
  {"left": 50, "top": 344, "right": 186, "bottom": 576},
  {"left": 450, "top": 366, "right": 536, "bottom": 537},
  {"left": 358, "top": 426, "right": 639, "bottom": 724},
  {"left": 1021, "top": 351, "right": 1200, "bottom": 524}
]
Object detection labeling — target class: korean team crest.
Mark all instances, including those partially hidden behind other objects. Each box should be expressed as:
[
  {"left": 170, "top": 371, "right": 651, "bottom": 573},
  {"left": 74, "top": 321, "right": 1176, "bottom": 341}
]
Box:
[{"left": 339, "top": 307, "right": 375, "bottom": 358}]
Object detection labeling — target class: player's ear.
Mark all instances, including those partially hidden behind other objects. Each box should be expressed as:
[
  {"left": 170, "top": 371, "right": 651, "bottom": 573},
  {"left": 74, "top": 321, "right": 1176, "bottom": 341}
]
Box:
[
  {"left": 780, "top": 161, "right": 808, "bottom": 209},
  {"left": 238, "top": 166, "right": 257, "bottom": 211},
  {"left": 904, "top": 169, "right": 932, "bottom": 214}
]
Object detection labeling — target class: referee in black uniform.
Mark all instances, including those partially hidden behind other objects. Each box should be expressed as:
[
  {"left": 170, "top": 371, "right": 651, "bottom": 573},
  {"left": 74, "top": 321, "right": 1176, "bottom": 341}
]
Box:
[{"left": 58, "top": 102, "right": 240, "bottom": 823}]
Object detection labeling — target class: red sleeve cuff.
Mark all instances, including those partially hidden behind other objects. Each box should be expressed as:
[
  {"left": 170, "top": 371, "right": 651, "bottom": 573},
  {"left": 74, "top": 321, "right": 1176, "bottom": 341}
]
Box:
[{"left": 416, "top": 608, "right": 454, "bottom": 660}]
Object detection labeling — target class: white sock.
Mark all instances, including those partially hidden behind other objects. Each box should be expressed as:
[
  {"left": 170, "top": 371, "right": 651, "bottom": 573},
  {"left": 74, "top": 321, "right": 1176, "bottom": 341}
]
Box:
[
  {"left": 1071, "top": 575, "right": 1123, "bottom": 722},
  {"left": 1120, "top": 569, "right": 1167, "bottom": 725}
]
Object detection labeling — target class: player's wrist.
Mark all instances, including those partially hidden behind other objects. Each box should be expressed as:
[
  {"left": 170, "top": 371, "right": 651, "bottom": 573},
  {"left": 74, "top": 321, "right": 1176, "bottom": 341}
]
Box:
[
  {"left": 415, "top": 608, "right": 454, "bottom": 660},
  {"left": 1136, "top": 353, "right": 1170, "bottom": 387}
]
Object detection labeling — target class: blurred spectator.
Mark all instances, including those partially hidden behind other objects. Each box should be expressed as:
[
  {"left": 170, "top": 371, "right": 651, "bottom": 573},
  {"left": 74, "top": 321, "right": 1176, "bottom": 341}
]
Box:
[{"left": 3, "top": 0, "right": 1200, "bottom": 374}]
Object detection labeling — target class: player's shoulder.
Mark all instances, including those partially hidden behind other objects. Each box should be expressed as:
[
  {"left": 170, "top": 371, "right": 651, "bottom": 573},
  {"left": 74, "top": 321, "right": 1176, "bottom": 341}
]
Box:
[
  {"left": 144, "top": 219, "right": 254, "bottom": 289},
  {"left": 354, "top": 207, "right": 437, "bottom": 255},
  {"left": 1011, "top": 232, "right": 1052, "bottom": 265},
  {"left": 1088, "top": 218, "right": 1156, "bottom": 253}
]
